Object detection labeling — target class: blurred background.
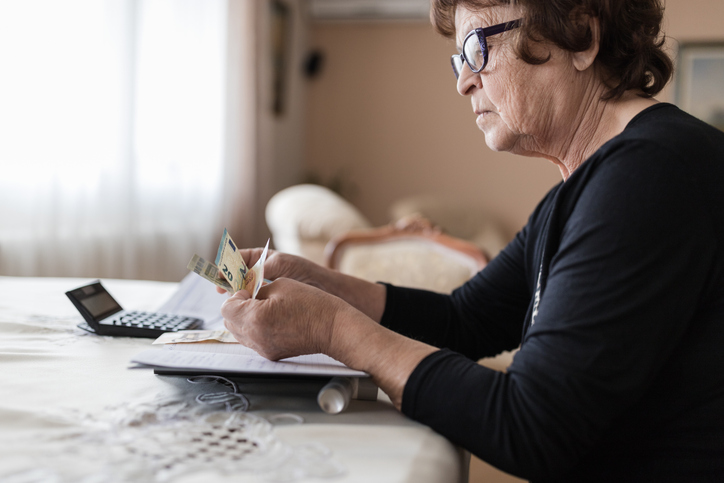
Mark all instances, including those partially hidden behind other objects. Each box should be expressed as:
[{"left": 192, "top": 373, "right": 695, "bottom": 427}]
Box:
[{"left": 1, "top": 0, "right": 723, "bottom": 282}]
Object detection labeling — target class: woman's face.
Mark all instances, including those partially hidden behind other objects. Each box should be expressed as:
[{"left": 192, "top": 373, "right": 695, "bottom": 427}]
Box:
[{"left": 454, "top": 6, "right": 581, "bottom": 156}]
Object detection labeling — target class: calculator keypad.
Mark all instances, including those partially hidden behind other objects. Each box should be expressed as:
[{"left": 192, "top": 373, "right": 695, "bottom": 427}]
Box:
[{"left": 113, "top": 311, "right": 200, "bottom": 332}]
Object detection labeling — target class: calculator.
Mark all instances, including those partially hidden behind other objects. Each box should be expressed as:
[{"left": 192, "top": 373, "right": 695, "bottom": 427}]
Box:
[{"left": 66, "top": 280, "right": 203, "bottom": 338}]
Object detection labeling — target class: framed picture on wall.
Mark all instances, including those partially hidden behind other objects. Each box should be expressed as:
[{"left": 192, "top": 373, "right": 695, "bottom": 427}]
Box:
[{"left": 676, "top": 42, "right": 724, "bottom": 131}]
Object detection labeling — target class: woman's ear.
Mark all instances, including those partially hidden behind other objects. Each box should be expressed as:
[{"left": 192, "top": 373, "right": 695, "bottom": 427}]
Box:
[{"left": 572, "top": 16, "right": 600, "bottom": 72}]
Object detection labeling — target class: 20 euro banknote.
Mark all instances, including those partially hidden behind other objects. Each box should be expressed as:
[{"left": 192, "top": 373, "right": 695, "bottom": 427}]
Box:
[{"left": 187, "top": 230, "right": 269, "bottom": 299}]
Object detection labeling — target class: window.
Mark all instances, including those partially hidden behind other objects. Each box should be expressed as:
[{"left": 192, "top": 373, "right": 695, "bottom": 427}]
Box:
[{"left": 0, "top": 0, "right": 235, "bottom": 281}]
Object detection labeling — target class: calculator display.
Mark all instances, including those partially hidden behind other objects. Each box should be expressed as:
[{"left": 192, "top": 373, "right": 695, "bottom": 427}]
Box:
[
  {"left": 66, "top": 281, "right": 123, "bottom": 322},
  {"left": 80, "top": 291, "right": 122, "bottom": 319}
]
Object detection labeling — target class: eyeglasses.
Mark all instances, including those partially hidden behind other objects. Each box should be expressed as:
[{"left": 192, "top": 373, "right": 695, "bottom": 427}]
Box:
[{"left": 451, "top": 19, "right": 522, "bottom": 79}]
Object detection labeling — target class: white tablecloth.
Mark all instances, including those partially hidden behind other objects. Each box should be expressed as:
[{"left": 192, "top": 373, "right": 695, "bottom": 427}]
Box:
[{"left": 0, "top": 276, "right": 466, "bottom": 483}]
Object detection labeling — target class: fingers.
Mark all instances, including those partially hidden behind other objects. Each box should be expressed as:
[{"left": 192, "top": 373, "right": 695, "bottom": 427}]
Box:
[
  {"left": 239, "top": 247, "right": 275, "bottom": 269},
  {"left": 221, "top": 289, "right": 253, "bottom": 325},
  {"left": 221, "top": 294, "right": 279, "bottom": 359},
  {"left": 225, "top": 276, "right": 353, "bottom": 362},
  {"left": 219, "top": 278, "right": 330, "bottom": 361},
  {"left": 230, "top": 288, "right": 252, "bottom": 301},
  {"left": 221, "top": 291, "right": 252, "bottom": 346}
]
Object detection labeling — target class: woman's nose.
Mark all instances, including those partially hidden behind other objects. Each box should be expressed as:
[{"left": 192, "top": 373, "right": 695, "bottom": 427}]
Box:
[{"left": 456, "top": 64, "right": 479, "bottom": 96}]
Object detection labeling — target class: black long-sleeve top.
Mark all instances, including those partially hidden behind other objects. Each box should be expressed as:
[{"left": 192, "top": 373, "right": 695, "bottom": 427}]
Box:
[{"left": 381, "top": 104, "right": 724, "bottom": 482}]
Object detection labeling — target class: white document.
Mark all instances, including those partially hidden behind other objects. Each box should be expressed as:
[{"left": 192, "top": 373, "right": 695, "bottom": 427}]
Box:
[
  {"left": 157, "top": 272, "right": 229, "bottom": 329},
  {"left": 131, "top": 343, "right": 368, "bottom": 378},
  {"left": 142, "top": 273, "right": 368, "bottom": 377}
]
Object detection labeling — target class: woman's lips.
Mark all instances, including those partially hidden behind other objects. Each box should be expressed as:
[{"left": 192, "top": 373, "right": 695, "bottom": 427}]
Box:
[
  {"left": 475, "top": 110, "right": 493, "bottom": 130},
  {"left": 475, "top": 110, "right": 492, "bottom": 123}
]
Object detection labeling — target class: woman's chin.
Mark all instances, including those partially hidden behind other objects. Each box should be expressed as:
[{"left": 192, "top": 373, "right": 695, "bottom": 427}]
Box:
[
  {"left": 477, "top": 117, "right": 517, "bottom": 153},
  {"left": 482, "top": 130, "right": 517, "bottom": 153}
]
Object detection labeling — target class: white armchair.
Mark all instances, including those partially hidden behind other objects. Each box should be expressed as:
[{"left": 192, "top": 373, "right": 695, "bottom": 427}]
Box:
[
  {"left": 266, "top": 184, "right": 509, "bottom": 265},
  {"left": 265, "top": 184, "right": 371, "bottom": 266}
]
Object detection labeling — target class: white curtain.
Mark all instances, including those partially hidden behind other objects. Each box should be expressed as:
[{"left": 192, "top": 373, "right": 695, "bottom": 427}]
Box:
[{"left": 0, "top": 0, "right": 254, "bottom": 282}]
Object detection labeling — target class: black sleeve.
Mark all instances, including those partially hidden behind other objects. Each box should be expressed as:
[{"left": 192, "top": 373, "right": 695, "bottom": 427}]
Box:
[
  {"left": 400, "top": 143, "right": 718, "bottom": 480},
  {"left": 380, "top": 222, "right": 532, "bottom": 360}
]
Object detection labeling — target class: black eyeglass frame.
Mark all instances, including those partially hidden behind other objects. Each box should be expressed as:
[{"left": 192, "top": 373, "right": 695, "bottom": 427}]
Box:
[{"left": 451, "top": 19, "right": 522, "bottom": 79}]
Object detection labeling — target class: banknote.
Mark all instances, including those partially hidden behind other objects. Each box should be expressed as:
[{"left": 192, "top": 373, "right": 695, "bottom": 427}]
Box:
[
  {"left": 215, "top": 228, "right": 249, "bottom": 293},
  {"left": 242, "top": 239, "right": 269, "bottom": 299},
  {"left": 153, "top": 329, "right": 238, "bottom": 345},
  {"left": 188, "top": 229, "right": 270, "bottom": 299},
  {"left": 186, "top": 254, "right": 232, "bottom": 292}
]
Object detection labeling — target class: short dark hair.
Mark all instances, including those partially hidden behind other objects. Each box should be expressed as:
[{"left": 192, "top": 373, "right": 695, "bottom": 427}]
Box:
[{"left": 431, "top": 0, "right": 674, "bottom": 99}]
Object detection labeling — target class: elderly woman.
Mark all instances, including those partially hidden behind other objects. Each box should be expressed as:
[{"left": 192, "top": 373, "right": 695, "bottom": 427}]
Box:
[{"left": 221, "top": 0, "right": 724, "bottom": 480}]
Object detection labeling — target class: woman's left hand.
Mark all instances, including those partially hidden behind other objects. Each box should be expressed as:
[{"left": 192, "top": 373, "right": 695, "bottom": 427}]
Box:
[{"left": 220, "top": 278, "right": 347, "bottom": 361}]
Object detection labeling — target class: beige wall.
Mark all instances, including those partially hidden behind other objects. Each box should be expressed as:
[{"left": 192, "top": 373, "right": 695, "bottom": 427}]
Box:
[{"left": 303, "top": 0, "right": 724, "bottom": 240}]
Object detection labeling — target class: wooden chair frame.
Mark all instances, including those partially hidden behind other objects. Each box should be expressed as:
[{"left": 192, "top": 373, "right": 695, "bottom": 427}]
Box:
[{"left": 324, "top": 215, "right": 489, "bottom": 272}]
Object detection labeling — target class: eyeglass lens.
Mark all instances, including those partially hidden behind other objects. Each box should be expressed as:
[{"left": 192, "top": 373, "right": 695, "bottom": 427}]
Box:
[
  {"left": 464, "top": 33, "right": 486, "bottom": 71},
  {"left": 451, "top": 32, "right": 487, "bottom": 79},
  {"left": 452, "top": 56, "right": 464, "bottom": 79}
]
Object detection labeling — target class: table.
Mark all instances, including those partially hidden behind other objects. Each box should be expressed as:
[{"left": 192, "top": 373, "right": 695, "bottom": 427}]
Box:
[{"left": 0, "top": 276, "right": 467, "bottom": 483}]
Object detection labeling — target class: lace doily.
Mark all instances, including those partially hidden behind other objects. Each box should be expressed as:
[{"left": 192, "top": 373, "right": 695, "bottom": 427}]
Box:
[{"left": 3, "top": 376, "right": 345, "bottom": 482}]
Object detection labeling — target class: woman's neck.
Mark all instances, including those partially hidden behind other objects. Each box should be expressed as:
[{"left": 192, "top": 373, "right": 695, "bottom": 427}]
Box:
[
  {"left": 516, "top": 87, "right": 659, "bottom": 181},
  {"left": 556, "top": 91, "right": 659, "bottom": 180}
]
